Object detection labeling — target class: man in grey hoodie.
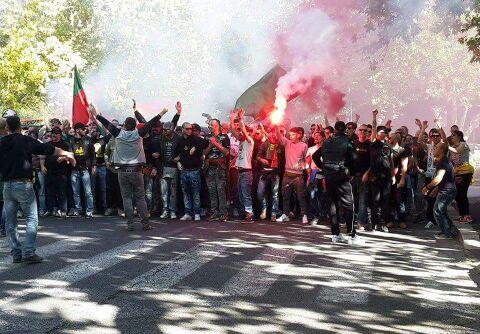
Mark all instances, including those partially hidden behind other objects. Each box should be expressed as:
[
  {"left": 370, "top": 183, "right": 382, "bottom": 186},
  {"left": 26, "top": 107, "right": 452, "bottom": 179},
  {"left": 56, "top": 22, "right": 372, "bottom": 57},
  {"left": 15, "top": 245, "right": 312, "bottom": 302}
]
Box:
[{"left": 88, "top": 105, "right": 167, "bottom": 231}]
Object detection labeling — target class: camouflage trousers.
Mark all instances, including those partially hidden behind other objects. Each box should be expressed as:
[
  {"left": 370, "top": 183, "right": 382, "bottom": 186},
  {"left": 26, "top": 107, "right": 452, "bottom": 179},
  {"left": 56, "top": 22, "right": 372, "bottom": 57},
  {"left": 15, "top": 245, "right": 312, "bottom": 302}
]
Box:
[{"left": 206, "top": 165, "right": 228, "bottom": 215}]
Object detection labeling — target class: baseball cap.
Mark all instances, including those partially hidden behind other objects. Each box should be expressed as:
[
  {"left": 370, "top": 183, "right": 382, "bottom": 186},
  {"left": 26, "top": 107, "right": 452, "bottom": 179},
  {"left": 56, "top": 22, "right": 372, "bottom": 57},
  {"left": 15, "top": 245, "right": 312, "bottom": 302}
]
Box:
[
  {"left": 73, "top": 122, "right": 86, "bottom": 130},
  {"left": 163, "top": 121, "right": 175, "bottom": 131}
]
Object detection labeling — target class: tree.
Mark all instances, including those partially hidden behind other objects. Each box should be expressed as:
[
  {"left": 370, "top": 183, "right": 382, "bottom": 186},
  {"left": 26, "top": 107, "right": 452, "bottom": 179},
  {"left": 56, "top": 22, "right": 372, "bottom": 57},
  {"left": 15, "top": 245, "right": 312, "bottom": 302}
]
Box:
[
  {"left": 459, "top": 0, "right": 480, "bottom": 63},
  {"left": 0, "top": 0, "right": 101, "bottom": 119}
]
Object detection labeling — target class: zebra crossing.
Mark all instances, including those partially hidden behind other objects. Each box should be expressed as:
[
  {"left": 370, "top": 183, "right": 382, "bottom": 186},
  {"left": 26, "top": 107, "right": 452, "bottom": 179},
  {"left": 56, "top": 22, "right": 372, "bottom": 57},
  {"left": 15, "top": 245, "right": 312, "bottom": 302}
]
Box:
[{"left": 0, "top": 220, "right": 479, "bottom": 333}]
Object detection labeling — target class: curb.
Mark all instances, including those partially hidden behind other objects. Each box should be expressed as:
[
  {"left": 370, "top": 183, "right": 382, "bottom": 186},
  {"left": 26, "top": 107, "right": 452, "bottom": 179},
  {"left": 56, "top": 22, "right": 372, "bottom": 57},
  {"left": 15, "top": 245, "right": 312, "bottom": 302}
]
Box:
[{"left": 449, "top": 207, "right": 480, "bottom": 257}]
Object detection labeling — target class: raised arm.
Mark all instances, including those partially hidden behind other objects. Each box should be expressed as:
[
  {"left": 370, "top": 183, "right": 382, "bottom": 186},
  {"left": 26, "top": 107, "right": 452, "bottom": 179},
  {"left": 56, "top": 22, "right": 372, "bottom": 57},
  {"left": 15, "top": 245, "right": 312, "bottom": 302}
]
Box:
[
  {"left": 415, "top": 120, "right": 428, "bottom": 151},
  {"left": 229, "top": 109, "right": 242, "bottom": 141},
  {"left": 138, "top": 109, "right": 167, "bottom": 137},
  {"left": 171, "top": 101, "right": 182, "bottom": 127},
  {"left": 324, "top": 112, "right": 330, "bottom": 127},
  {"left": 238, "top": 108, "right": 253, "bottom": 144},
  {"left": 88, "top": 104, "right": 121, "bottom": 137},
  {"left": 371, "top": 109, "right": 378, "bottom": 142}
]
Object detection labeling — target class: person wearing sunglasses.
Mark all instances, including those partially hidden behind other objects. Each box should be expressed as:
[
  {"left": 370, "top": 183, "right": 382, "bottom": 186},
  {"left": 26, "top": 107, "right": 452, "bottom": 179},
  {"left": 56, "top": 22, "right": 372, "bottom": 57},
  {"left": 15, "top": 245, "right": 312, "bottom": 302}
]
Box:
[
  {"left": 173, "top": 122, "right": 206, "bottom": 222},
  {"left": 416, "top": 120, "right": 443, "bottom": 228}
]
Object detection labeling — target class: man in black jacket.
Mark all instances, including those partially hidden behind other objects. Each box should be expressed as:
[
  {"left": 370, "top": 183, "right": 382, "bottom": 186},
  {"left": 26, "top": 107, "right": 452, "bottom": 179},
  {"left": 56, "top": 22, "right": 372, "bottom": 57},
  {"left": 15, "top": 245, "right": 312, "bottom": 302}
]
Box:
[
  {"left": 42, "top": 127, "right": 71, "bottom": 218},
  {"left": 312, "top": 121, "right": 363, "bottom": 245},
  {"left": 0, "top": 116, "right": 74, "bottom": 264}
]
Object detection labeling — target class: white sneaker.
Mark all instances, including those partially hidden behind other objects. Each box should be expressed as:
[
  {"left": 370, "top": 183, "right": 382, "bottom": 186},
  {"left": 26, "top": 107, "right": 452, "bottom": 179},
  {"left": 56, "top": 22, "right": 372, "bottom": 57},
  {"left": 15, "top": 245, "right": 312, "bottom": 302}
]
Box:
[
  {"left": 302, "top": 215, "right": 309, "bottom": 224},
  {"left": 348, "top": 235, "right": 365, "bottom": 246},
  {"left": 160, "top": 211, "right": 169, "bottom": 219},
  {"left": 310, "top": 218, "right": 319, "bottom": 226},
  {"left": 194, "top": 214, "right": 201, "bottom": 221},
  {"left": 170, "top": 212, "right": 177, "bottom": 219},
  {"left": 332, "top": 234, "right": 348, "bottom": 243},
  {"left": 425, "top": 221, "right": 435, "bottom": 229},
  {"left": 180, "top": 214, "right": 192, "bottom": 221},
  {"left": 275, "top": 214, "right": 290, "bottom": 222}
]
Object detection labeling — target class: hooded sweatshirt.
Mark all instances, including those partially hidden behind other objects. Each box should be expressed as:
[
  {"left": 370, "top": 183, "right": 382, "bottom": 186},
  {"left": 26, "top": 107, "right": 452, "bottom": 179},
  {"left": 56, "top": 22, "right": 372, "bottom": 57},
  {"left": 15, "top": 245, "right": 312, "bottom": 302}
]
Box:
[{"left": 96, "top": 114, "right": 160, "bottom": 167}]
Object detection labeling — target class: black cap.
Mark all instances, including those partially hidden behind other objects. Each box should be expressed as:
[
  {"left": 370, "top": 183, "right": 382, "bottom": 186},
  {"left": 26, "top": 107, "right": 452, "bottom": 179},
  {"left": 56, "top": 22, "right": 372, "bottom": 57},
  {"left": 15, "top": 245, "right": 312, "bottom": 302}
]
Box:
[
  {"left": 74, "top": 122, "right": 86, "bottom": 130},
  {"left": 334, "top": 121, "right": 346, "bottom": 132},
  {"left": 52, "top": 127, "right": 62, "bottom": 134}
]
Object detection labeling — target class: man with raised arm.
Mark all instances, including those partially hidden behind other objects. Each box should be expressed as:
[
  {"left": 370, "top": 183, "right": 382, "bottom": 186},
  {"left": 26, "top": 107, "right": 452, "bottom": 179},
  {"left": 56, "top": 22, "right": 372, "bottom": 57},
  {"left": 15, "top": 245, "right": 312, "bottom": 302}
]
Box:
[{"left": 88, "top": 105, "right": 167, "bottom": 231}]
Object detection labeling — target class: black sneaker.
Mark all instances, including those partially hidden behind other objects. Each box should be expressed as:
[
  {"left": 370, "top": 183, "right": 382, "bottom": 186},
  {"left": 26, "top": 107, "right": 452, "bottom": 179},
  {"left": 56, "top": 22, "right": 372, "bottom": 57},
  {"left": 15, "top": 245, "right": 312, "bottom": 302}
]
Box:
[
  {"left": 12, "top": 256, "right": 22, "bottom": 263},
  {"left": 23, "top": 254, "right": 43, "bottom": 264},
  {"left": 142, "top": 223, "right": 153, "bottom": 231}
]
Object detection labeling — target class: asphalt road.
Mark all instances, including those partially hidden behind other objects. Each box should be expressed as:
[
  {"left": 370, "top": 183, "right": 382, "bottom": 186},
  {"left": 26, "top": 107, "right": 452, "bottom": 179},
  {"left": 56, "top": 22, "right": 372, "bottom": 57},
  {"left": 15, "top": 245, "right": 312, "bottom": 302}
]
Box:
[{"left": 0, "top": 216, "right": 479, "bottom": 334}]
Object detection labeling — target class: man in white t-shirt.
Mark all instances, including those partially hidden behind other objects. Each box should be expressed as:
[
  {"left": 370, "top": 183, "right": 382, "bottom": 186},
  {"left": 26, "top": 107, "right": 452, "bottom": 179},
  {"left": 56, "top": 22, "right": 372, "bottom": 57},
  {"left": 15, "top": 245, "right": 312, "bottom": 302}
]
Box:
[
  {"left": 416, "top": 120, "right": 442, "bottom": 228},
  {"left": 276, "top": 125, "right": 308, "bottom": 224},
  {"left": 230, "top": 108, "right": 255, "bottom": 222}
]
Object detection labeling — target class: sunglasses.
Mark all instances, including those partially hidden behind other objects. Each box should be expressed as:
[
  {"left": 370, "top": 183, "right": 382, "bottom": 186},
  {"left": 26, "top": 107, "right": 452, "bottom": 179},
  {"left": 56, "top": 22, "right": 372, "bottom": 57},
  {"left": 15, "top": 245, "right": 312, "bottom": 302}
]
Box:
[
  {"left": 359, "top": 129, "right": 370, "bottom": 132},
  {"left": 185, "top": 127, "right": 193, "bottom": 131},
  {"left": 347, "top": 126, "right": 355, "bottom": 130},
  {"left": 430, "top": 134, "right": 440, "bottom": 138}
]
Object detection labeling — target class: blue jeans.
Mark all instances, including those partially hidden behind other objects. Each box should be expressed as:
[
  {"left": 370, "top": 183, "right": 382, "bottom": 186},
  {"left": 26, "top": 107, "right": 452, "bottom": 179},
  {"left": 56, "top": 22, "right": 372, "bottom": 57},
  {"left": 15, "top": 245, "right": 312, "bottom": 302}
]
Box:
[
  {"left": 238, "top": 170, "right": 253, "bottom": 214},
  {"left": 0, "top": 200, "right": 5, "bottom": 233},
  {"left": 91, "top": 166, "right": 107, "bottom": 211},
  {"left": 352, "top": 175, "right": 368, "bottom": 226},
  {"left": 143, "top": 174, "right": 154, "bottom": 210},
  {"left": 257, "top": 172, "right": 280, "bottom": 216},
  {"left": 37, "top": 171, "right": 46, "bottom": 214},
  {"left": 3, "top": 181, "right": 38, "bottom": 258},
  {"left": 434, "top": 190, "right": 456, "bottom": 237},
  {"left": 71, "top": 169, "right": 94, "bottom": 214},
  {"left": 308, "top": 178, "right": 323, "bottom": 219},
  {"left": 180, "top": 170, "right": 201, "bottom": 216}
]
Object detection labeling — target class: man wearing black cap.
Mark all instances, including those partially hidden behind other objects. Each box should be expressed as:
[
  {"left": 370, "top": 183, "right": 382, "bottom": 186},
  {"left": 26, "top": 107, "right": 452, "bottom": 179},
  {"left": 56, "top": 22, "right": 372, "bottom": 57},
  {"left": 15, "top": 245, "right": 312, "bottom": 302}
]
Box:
[
  {"left": 69, "top": 122, "right": 96, "bottom": 218},
  {"left": 0, "top": 116, "right": 75, "bottom": 263},
  {"left": 312, "top": 121, "right": 363, "bottom": 245},
  {"left": 42, "top": 127, "right": 71, "bottom": 218}
]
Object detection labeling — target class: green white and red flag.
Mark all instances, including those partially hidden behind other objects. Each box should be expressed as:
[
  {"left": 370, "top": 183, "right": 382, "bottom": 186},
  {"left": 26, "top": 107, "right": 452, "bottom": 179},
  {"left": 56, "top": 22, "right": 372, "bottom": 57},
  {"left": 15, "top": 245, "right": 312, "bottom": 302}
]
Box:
[{"left": 72, "top": 65, "right": 90, "bottom": 126}]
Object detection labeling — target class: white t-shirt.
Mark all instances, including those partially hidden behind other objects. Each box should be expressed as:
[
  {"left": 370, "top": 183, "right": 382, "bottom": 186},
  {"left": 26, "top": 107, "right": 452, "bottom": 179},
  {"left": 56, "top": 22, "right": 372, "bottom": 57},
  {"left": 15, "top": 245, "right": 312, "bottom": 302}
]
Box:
[
  {"left": 235, "top": 137, "right": 254, "bottom": 169},
  {"left": 425, "top": 143, "right": 436, "bottom": 178},
  {"left": 306, "top": 144, "right": 321, "bottom": 170}
]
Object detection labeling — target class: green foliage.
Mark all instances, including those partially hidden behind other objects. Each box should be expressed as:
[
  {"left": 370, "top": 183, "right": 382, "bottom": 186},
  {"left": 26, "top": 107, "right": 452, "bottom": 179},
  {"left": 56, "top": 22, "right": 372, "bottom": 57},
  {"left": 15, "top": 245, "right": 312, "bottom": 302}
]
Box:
[
  {"left": 0, "top": 0, "right": 102, "bottom": 119},
  {"left": 459, "top": 0, "right": 480, "bottom": 63}
]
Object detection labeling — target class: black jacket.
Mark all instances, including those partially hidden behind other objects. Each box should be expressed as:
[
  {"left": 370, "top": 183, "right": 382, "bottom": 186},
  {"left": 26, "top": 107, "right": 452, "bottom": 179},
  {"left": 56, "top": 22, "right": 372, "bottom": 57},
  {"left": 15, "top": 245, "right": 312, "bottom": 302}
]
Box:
[{"left": 312, "top": 132, "right": 356, "bottom": 179}]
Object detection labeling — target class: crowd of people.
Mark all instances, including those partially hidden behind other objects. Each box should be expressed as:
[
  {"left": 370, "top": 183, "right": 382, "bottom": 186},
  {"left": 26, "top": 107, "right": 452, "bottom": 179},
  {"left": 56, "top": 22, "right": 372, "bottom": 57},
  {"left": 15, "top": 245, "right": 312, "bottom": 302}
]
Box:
[{"left": 0, "top": 103, "right": 475, "bottom": 263}]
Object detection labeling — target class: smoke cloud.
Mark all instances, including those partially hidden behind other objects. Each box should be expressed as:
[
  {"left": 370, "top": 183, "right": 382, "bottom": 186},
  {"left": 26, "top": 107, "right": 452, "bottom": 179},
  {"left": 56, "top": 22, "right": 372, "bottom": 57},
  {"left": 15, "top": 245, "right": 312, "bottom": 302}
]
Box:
[{"left": 45, "top": 0, "right": 479, "bottom": 138}]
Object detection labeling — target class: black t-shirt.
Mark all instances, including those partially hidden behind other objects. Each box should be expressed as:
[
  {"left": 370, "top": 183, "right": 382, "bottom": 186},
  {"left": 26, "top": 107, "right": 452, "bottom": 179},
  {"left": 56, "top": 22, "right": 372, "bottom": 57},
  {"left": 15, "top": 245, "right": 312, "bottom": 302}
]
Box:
[
  {"left": 45, "top": 140, "right": 71, "bottom": 175},
  {"left": 353, "top": 139, "right": 371, "bottom": 175},
  {"left": 207, "top": 133, "right": 230, "bottom": 160},
  {"left": 93, "top": 136, "right": 107, "bottom": 166},
  {"left": 0, "top": 133, "right": 55, "bottom": 181},
  {"left": 163, "top": 136, "right": 177, "bottom": 168},
  {"left": 174, "top": 135, "right": 206, "bottom": 170},
  {"left": 370, "top": 140, "right": 393, "bottom": 177},
  {"left": 436, "top": 156, "right": 456, "bottom": 193}
]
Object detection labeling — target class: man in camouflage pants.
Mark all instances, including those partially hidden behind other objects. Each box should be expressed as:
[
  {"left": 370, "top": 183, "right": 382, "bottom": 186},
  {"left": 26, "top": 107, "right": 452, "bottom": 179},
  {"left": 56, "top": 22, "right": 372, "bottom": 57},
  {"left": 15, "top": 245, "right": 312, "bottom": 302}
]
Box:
[{"left": 204, "top": 119, "right": 230, "bottom": 221}]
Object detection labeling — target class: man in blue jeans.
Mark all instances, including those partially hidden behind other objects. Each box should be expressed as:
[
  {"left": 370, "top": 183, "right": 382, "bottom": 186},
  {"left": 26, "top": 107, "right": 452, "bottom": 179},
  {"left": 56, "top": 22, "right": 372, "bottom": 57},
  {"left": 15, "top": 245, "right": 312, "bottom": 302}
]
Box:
[
  {"left": 229, "top": 109, "right": 254, "bottom": 222},
  {"left": 69, "top": 122, "right": 96, "bottom": 218},
  {"left": 0, "top": 116, "right": 75, "bottom": 264},
  {"left": 422, "top": 142, "right": 457, "bottom": 239},
  {"left": 174, "top": 122, "right": 207, "bottom": 221}
]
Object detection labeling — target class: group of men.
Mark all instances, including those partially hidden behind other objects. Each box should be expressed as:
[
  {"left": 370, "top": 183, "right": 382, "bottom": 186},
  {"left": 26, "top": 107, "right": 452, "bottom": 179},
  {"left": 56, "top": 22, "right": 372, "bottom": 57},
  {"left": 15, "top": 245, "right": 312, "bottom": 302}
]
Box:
[{"left": 0, "top": 104, "right": 473, "bottom": 263}]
